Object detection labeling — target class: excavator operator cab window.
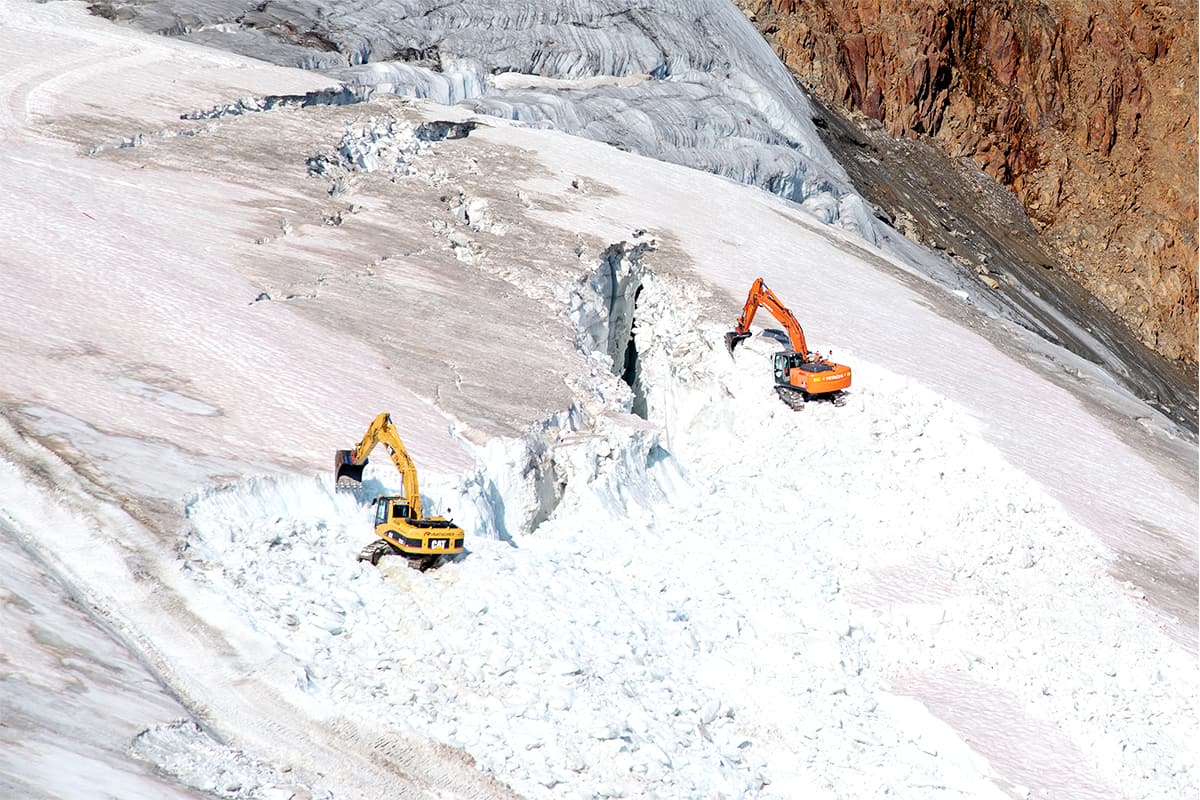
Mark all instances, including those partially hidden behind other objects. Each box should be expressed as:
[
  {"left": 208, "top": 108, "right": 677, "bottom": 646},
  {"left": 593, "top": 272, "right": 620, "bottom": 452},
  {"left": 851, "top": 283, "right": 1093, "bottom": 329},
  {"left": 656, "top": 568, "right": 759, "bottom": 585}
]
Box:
[
  {"left": 375, "top": 500, "right": 410, "bottom": 524},
  {"left": 773, "top": 353, "right": 788, "bottom": 383}
]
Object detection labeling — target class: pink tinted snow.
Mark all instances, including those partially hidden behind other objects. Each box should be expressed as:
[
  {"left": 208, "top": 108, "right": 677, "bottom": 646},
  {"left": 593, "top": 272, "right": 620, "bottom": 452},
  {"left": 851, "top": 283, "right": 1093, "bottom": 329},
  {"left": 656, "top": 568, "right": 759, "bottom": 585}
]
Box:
[
  {"left": 0, "top": 137, "right": 470, "bottom": 492},
  {"left": 898, "top": 671, "right": 1120, "bottom": 800}
]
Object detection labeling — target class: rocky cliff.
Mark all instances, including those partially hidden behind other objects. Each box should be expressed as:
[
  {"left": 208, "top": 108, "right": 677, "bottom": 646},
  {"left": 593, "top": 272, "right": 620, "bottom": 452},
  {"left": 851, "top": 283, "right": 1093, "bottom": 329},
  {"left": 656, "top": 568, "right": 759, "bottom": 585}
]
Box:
[{"left": 737, "top": 0, "right": 1197, "bottom": 364}]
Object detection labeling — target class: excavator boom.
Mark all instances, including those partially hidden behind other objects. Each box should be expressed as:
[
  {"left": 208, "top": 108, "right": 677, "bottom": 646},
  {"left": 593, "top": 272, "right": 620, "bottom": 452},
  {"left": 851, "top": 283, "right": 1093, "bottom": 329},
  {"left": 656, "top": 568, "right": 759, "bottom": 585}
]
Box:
[
  {"left": 335, "top": 412, "right": 422, "bottom": 517},
  {"left": 726, "top": 277, "right": 810, "bottom": 356}
]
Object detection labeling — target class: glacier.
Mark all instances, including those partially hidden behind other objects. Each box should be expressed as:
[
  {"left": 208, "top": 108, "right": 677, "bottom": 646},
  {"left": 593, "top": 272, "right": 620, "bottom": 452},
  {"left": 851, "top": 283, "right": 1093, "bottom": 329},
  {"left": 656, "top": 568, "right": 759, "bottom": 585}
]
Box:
[
  {"left": 0, "top": 2, "right": 1195, "bottom": 800},
  {"left": 92, "top": 0, "right": 1198, "bottom": 430}
]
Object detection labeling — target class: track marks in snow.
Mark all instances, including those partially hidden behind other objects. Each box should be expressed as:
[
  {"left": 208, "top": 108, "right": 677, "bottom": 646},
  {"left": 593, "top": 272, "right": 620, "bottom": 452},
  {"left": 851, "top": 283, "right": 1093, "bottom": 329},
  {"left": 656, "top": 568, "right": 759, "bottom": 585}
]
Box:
[
  {"left": 115, "top": 378, "right": 220, "bottom": 417},
  {"left": 132, "top": 720, "right": 332, "bottom": 800}
]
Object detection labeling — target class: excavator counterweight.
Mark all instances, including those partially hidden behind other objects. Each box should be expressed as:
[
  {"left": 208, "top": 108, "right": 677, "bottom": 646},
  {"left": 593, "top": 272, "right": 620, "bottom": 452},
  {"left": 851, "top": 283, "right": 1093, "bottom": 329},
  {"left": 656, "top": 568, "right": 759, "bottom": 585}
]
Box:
[
  {"left": 335, "top": 413, "right": 464, "bottom": 569},
  {"left": 727, "top": 277, "right": 851, "bottom": 407}
]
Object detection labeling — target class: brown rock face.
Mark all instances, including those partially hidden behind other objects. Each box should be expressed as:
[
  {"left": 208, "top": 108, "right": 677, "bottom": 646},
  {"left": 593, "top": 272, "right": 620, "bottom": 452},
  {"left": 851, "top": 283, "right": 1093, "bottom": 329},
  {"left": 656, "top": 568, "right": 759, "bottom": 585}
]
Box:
[{"left": 740, "top": 0, "right": 1198, "bottom": 364}]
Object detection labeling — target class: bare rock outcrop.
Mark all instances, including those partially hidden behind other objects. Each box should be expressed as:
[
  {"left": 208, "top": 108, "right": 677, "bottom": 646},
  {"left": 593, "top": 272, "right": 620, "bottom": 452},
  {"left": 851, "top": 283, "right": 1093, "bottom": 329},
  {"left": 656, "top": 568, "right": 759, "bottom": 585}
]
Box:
[{"left": 738, "top": 0, "right": 1197, "bottom": 364}]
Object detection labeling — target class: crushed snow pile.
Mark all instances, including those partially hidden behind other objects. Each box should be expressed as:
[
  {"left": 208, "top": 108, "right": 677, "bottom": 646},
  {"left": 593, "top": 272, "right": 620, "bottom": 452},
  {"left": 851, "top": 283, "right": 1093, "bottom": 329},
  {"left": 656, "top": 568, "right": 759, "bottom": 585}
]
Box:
[
  {"left": 632, "top": 274, "right": 1196, "bottom": 800},
  {"left": 174, "top": 264, "right": 1195, "bottom": 800}
]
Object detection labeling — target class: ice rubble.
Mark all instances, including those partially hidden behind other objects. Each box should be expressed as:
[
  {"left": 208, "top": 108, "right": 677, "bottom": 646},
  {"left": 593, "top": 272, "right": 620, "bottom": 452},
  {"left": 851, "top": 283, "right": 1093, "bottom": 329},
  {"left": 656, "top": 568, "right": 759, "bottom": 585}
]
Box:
[
  {"left": 132, "top": 720, "right": 334, "bottom": 800},
  {"left": 177, "top": 258, "right": 1195, "bottom": 800},
  {"left": 305, "top": 113, "right": 434, "bottom": 193}
]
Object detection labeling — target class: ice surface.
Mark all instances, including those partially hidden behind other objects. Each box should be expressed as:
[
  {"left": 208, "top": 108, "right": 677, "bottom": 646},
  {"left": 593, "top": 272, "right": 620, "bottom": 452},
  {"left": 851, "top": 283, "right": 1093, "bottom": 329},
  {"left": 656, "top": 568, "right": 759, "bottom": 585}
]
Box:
[
  {"left": 94, "top": 0, "right": 872, "bottom": 231},
  {"left": 0, "top": 3, "right": 1195, "bottom": 800}
]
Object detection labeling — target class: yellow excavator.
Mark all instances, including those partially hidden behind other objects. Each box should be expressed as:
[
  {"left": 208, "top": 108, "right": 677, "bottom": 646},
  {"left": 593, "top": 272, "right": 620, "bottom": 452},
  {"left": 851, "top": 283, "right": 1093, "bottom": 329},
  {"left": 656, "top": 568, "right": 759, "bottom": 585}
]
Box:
[{"left": 335, "top": 412, "right": 464, "bottom": 569}]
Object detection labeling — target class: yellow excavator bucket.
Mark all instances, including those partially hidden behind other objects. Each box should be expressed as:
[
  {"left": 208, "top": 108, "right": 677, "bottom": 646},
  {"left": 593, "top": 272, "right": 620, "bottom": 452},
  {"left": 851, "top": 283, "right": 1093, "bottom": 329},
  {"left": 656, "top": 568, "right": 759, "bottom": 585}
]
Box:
[{"left": 334, "top": 449, "right": 365, "bottom": 488}]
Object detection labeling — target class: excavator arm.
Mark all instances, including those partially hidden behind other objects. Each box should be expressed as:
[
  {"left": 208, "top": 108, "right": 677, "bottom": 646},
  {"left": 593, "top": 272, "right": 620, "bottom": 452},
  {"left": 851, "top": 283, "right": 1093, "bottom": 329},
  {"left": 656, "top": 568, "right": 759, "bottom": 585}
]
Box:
[
  {"left": 725, "top": 277, "right": 810, "bottom": 356},
  {"left": 334, "top": 412, "right": 423, "bottom": 518}
]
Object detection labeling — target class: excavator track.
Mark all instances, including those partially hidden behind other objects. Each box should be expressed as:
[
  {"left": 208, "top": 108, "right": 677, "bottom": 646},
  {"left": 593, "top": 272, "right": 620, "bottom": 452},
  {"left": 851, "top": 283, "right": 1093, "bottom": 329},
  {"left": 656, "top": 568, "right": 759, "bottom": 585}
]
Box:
[
  {"left": 357, "top": 539, "right": 397, "bottom": 566},
  {"left": 411, "top": 556, "right": 440, "bottom": 572},
  {"left": 776, "top": 386, "right": 849, "bottom": 410},
  {"left": 775, "top": 385, "right": 808, "bottom": 411}
]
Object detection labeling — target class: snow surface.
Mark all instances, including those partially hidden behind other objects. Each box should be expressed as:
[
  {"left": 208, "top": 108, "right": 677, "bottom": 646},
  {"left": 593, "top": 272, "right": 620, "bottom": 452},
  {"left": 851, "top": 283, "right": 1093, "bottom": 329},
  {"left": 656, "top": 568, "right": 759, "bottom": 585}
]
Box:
[
  {"left": 100, "top": 0, "right": 868, "bottom": 226},
  {"left": 96, "top": 0, "right": 1177, "bottom": 407},
  {"left": 0, "top": 502, "right": 205, "bottom": 800},
  {"left": 0, "top": 3, "right": 1196, "bottom": 800}
]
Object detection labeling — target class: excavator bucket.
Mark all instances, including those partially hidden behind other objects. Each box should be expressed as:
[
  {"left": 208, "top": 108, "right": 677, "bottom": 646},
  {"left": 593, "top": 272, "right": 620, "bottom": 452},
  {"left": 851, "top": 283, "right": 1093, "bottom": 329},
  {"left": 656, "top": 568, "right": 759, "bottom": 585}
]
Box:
[
  {"left": 725, "top": 331, "right": 752, "bottom": 353},
  {"left": 334, "top": 449, "right": 366, "bottom": 488}
]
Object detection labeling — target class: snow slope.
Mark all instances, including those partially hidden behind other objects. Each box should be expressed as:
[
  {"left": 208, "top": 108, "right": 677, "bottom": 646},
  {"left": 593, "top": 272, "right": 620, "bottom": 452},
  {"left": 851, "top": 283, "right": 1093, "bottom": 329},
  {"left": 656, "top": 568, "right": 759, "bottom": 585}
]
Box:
[
  {"left": 0, "top": 3, "right": 1195, "bottom": 800},
  {"left": 0, "top": 506, "right": 207, "bottom": 800},
  {"left": 95, "top": 0, "right": 1190, "bottom": 422}
]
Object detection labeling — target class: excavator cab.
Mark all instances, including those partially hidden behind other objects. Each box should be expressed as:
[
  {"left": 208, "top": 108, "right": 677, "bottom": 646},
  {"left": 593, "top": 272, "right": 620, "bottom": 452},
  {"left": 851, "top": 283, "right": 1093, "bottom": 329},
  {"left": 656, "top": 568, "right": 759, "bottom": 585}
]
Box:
[
  {"left": 365, "top": 495, "right": 464, "bottom": 569},
  {"left": 374, "top": 498, "right": 411, "bottom": 525},
  {"left": 773, "top": 352, "right": 791, "bottom": 384},
  {"left": 773, "top": 351, "right": 851, "bottom": 394}
]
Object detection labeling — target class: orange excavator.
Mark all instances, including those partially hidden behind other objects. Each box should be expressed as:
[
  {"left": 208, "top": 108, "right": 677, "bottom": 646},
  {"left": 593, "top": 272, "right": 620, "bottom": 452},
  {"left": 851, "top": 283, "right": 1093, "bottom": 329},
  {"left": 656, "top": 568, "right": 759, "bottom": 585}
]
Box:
[
  {"left": 726, "top": 277, "right": 851, "bottom": 409},
  {"left": 336, "top": 413, "right": 464, "bottom": 569}
]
